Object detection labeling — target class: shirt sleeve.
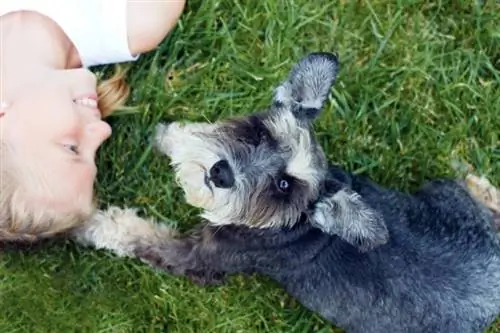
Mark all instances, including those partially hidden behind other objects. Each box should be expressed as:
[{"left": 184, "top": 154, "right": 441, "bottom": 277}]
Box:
[
  {"left": 70, "top": 0, "right": 140, "bottom": 68},
  {"left": 0, "top": 0, "right": 140, "bottom": 68}
]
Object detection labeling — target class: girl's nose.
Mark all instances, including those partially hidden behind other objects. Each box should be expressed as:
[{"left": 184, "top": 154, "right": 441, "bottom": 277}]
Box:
[{"left": 86, "top": 120, "right": 112, "bottom": 144}]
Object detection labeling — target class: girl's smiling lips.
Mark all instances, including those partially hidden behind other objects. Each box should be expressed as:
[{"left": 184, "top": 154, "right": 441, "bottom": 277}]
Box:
[{"left": 73, "top": 94, "right": 101, "bottom": 118}]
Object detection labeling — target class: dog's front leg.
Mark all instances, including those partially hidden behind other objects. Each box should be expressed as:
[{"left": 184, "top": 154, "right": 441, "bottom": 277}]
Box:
[{"left": 133, "top": 225, "right": 233, "bottom": 286}]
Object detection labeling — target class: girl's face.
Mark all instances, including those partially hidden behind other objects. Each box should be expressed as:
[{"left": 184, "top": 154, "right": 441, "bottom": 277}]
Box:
[{"left": 2, "top": 67, "right": 112, "bottom": 212}]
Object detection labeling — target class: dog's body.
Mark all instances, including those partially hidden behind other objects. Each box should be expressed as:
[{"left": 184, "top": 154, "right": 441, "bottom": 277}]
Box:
[
  {"left": 115, "top": 52, "right": 500, "bottom": 332},
  {"left": 137, "top": 164, "right": 500, "bottom": 333}
]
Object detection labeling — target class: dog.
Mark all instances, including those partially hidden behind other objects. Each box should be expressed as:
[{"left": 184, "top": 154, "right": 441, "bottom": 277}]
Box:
[{"left": 82, "top": 52, "right": 500, "bottom": 333}]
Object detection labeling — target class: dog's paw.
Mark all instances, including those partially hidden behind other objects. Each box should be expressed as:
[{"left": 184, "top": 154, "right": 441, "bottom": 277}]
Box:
[
  {"left": 71, "top": 206, "right": 176, "bottom": 258},
  {"left": 312, "top": 188, "right": 389, "bottom": 252},
  {"left": 465, "top": 174, "right": 500, "bottom": 213}
]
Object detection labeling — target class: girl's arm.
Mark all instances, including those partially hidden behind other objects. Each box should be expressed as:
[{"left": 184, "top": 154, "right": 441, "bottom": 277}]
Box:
[{"left": 127, "top": 0, "right": 186, "bottom": 56}]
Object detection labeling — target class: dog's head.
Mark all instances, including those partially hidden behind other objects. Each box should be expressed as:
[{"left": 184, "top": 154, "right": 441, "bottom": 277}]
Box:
[{"left": 155, "top": 52, "right": 388, "bottom": 251}]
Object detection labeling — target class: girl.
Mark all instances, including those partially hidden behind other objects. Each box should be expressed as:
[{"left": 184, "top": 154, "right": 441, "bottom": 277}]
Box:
[{"left": 0, "top": 0, "right": 185, "bottom": 242}]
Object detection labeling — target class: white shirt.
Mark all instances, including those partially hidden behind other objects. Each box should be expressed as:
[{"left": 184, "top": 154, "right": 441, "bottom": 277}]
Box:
[{"left": 0, "top": 0, "right": 139, "bottom": 68}]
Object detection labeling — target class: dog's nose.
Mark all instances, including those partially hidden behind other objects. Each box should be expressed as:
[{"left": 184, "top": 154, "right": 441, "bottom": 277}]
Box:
[{"left": 209, "top": 160, "right": 234, "bottom": 189}]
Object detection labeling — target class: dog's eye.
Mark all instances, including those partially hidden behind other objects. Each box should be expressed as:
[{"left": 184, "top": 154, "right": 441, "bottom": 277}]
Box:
[
  {"left": 279, "top": 179, "right": 290, "bottom": 191},
  {"left": 276, "top": 176, "right": 293, "bottom": 193}
]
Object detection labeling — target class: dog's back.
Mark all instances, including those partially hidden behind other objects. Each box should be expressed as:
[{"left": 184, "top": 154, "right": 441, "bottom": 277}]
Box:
[{"left": 278, "top": 166, "right": 500, "bottom": 333}]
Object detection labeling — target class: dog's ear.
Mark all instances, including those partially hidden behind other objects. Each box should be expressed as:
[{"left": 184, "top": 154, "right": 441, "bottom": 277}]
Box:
[
  {"left": 272, "top": 52, "right": 339, "bottom": 122},
  {"left": 311, "top": 187, "right": 389, "bottom": 252}
]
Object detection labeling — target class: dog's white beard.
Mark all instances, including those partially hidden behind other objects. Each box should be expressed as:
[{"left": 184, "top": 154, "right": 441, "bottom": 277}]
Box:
[
  {"left": 158, "top": 122, "right": 223, "bottom": 210},
  {"left": 175, "top": 162, "right": 215, "bottom": 210},
  {"left": 200, "top": 193, "right": 245, "bottom": 226},
  {"left": 176, "top": 163, "right": 242, "bottom": 226}
]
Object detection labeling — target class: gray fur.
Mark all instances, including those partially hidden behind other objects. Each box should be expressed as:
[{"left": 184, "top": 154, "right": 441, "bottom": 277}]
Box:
[
  {"left": 139, "top": 52, "right": 500, "bottom": 333},
  {"left": 274, "top": 52, "right": 339, "bottom": 120},
  {"left": 312, "top": 186, "right": 388, "bottom": 252}
]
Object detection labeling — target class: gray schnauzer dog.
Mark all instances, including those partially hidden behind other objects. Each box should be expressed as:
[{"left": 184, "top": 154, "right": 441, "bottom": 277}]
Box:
[{"left": 92, "top": 52, "right": 500, "bottom": 332}]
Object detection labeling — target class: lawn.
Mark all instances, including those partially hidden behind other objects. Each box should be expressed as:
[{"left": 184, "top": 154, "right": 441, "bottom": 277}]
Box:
[{"left": 1, "top": 0, "right": 499, "bottom": 332}]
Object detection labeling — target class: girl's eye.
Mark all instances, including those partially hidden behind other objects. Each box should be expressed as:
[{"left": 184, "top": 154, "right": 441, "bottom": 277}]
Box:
[{"left": 64, "top": 144, "right": 79, "bottom": 154}]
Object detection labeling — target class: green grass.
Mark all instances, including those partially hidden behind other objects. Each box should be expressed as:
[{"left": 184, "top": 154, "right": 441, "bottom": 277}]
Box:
[{"left": 1, "top": 0, "right": 500, "bottom": 332}]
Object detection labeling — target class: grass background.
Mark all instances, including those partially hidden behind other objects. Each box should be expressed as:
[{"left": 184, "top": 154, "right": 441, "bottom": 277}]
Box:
[{"left": 1, "top": 0, "right": 499, "bottom": 332}]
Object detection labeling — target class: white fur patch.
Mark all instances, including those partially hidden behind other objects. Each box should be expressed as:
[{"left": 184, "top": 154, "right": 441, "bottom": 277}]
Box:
[
  {"left": 154, "top": 122, "right": 223, "bottom": 210},
  {"left": 274, "top": 84, "right": 293, "bottom": 106},
  {"left": 71, "top": 206, "right": 176, "bottom": 258},
  {"left": 264, "top": 111, "right": 323, "bottom": 189}
]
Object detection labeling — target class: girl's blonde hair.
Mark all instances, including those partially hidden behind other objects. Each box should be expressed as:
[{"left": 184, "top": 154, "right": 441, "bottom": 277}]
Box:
[
  {"left": 0, "top": 65, "right": 130, "bottom": 242},
  {"left": 97, "top": 65, "right": 130, "bottom": 118}
]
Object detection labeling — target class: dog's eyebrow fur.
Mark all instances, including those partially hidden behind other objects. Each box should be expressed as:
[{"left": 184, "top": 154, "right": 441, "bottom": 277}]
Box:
[
  {"left": 223, "top": 114, "right": 277, "bottom": 147},
  {"left": 264, "top": 111, "right": 325, "bottom": 191}
]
